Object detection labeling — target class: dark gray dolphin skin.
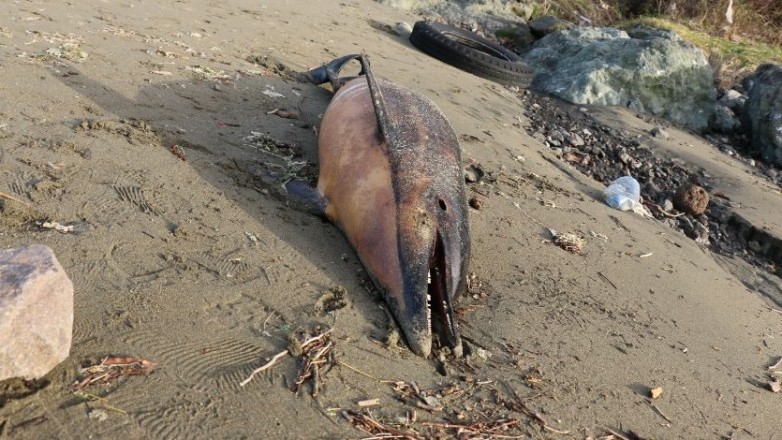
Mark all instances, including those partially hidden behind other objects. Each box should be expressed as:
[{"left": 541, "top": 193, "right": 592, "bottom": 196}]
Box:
[{"left": 290, "top": 54, "right": 470, "bottom": 357}]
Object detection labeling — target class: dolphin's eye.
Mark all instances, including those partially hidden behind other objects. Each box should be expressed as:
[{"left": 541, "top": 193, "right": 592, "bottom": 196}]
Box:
[{"left": 438, "top": 199, "right": 447, "bottom": 211}]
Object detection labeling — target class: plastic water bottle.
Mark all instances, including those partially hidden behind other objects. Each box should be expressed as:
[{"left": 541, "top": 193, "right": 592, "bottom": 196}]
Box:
[{"left": 604, "top": 176, "right": 641, "bottom": 211}]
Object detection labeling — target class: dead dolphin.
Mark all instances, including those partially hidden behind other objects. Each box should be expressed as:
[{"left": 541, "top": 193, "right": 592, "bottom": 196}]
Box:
[{"left": 289, "top": 54, "right": 470, "bottom": 357}]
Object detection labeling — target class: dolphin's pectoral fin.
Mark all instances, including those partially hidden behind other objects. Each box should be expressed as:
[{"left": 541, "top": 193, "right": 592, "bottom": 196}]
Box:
[
  {"left": 306, "top": 53, "right": 366, "bottom": 91},
  {"left": 284, "top": 180, "right": 328, "bottom": 217}
]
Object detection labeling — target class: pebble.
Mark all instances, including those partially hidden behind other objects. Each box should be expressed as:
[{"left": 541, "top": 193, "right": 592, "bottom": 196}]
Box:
[
  {"left": 649, "top": 126, "right": 670, "bottom": 139},
  {"left": 568, "top": 132, "right": 585, "bottom": 147}
]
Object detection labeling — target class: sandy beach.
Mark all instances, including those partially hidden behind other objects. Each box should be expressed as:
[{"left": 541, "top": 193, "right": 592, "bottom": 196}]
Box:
[{"left": 1, "top": 0, "right": 781, "bottom": 438}]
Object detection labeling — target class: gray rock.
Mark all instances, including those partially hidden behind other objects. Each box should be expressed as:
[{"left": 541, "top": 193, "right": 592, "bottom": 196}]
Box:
[
  {"left": 375, "top": 0, "right": 531, "bottom": 28},
  {"left": 524, "top": 26, "right": 716, "bottom": 132},
  {"left": 743, "top": 64, "right": 782, "bottom": 165},
  {"left": 377, "top": 0, "right": 528, "bottom": 18},
  {"left": 568, "top": 132, "right": 585, "bottom": 147},
  {"left": 713, "top": 104, "right": 741, "bottom": 133},
  {"left": 494, "top": 22, "right": 534, "bottom": 50},
  {"left": 377, "top": 0, "right": 531, "bottom": 39},
  {"left": 528, "top": 15, "right": 574, "bottom": 38},
  {"left": 548, "top": 129, "right": 564, "bottom": 142},
  {"left": 719, "top": 89, "right": 747, "bottom": 113},
  {"left": 0, "top": 245, "right": 73, "bottom": 380},
  {"left": 619, "top": 152, "right": 634, "bottom": 164}
]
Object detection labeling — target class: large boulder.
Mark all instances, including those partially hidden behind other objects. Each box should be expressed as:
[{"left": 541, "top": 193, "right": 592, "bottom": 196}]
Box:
[
  {"left": 743, "top": 64, "right": 782, "bottom": 165},
  {"left": 376, "top": 0, "right": 533, "bottom": 37},
  {"left": 376, "top": 0, "right": 532, "bottom": 19},
  {"left": 0, "top": 245, "right": 73, "bottom": 381},
  {"left": 524, "top": 26, "right": 717, "bottom": 132},
  {"left": 527, "top": 15, "right": 574, "bottom": 38}
]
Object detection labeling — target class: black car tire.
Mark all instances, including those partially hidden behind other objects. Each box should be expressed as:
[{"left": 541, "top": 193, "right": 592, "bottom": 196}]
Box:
[{"left": 409, "top": 21, "right": 533, "bottom": 88}]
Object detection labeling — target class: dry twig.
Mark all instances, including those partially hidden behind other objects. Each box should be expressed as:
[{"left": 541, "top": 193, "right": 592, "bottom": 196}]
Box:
[
  {"left": 338, "top": 360, "right": 386, "bottom": 382},
  {"left": 240, "top": 327, "right": 336, "bottom": 394},
  {"left": 643, "top": 200, "right": 685, "bottom": 218},
  {"left": 423, "top": 419, "right": 524, "bottom": 439},
  {"left": 291, "top": 327, "right": 336, "bottom": 396},
  {"left": 502, "top": 381, "right": 570, "bottom": 435},
  {"left": 73, "top": 356, "right": 156, "bottom": 390},
  {"left": 73, "top": 390, "right": 128, "bottom": 414},
  {"left": 0, "top": 191, "right": 31, "bottom": 207},
  {"left": 169, "top": 144, "right": 186, "bottom": 161},
  {"left": 342, "top": 410, "right": 421, "bottom": 440},
  {"left": 646, "top": 399, "right": 673, "bottom": 423},
  {"left": 239, "top": 350, "right": 289, "bottom": 387}
]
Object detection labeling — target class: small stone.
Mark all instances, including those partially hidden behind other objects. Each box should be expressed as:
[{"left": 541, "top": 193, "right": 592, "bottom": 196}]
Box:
[
  {"left": 468, "top": 196, "right": 483, "bottom": 210},
  {"left": 649, "top": 126, "right": 669, "bottom": 139},
  {"left": 527, "top": 15, "right": 574, "bottom": 38},
  {"left": 548, "top": 129, "right": 564, "bottom": 142},
  {"left": 649, "top": 386, "right": 663, "bottom": 399},
  {"left": 464, "top": 163, "right": 485, "bottom": 183},
  {"left": 89, "top": 408, "right": 109, "bottom": 421},
  {"left": 694, "top": 222, "right": 710, "bottom": 245},
  {"left": 673, "top": 183, "right": 709, "bottom": 215},
  {"left": 663, "top": 199, "right": 674, "bottom": 212},
  {"left": 568, "top": 132, "right": 585, "bottom": 147},
  {"left": 393, "top": 21, "right": 413, "bottom": 38},
  {"left": 0, "top": 245, "right": 74, "bottom": 380},
  {"left": 619, "top": 152, "right": 634, "bottom": 164}
]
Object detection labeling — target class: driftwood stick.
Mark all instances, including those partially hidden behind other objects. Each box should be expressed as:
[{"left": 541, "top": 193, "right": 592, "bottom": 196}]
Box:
[{"left": 239, "top": 350, "right": 289, "bottom": 387}]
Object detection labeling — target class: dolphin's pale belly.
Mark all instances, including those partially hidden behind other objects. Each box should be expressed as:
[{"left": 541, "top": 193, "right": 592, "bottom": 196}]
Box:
[{"left": 316, "top": 78, "right": 404, "bottom": 302}]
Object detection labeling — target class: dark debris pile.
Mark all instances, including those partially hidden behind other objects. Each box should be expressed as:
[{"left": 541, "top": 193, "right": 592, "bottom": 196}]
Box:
[{"left": 519, "top": 91, "right": 780, "bottom": 276}]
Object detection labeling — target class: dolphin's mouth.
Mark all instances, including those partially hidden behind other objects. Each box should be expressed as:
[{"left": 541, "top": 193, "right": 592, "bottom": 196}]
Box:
[{"left": 428, "top": 230, "right": 460, "bottom": 353}]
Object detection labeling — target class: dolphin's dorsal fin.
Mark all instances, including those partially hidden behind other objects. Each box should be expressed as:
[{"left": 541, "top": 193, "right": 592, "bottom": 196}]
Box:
[{"left": 358, "top": 53, "right": 392, "bottom": 144}]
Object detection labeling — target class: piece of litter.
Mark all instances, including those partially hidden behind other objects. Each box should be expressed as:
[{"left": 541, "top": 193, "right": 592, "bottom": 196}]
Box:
[
  {"left": 36, "top": 220, "right": 74, "bottom": 233},
  {"left": 358, "top": 398, "right": 380, "bottom": 407},
  {"left": 639, "top": 252, "right": 654, "bottom": 258},
  {"left": 88, "top": 408, "right": 109, "bottom": 421},
  {"left": 262, "top": 89, "right": 285, "bottom": 98},
  {"left": 245, "top": 232, "right": 259, "bottom": 243},
  {"left": 548, "top": 228, "right": 584, "bottom": 254}
]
